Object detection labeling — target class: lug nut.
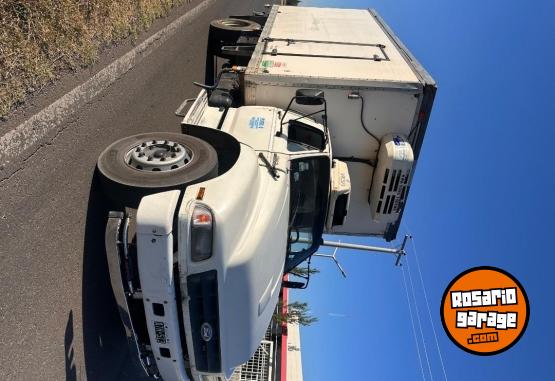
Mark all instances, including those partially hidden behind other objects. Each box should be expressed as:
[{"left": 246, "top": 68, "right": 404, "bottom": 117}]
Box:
[
  {"left": 141, "top": 142, "right": 147, "bottom": 147},
  {"left": 160, "top": 157, "right": 166, "bottom": 161},
  {"left": 175, "top": 147, "right": 181, "bottom": 152},
  {"left": 171, "top": 153, "right": 177, "bottom": 158},
  {"left": 135, "top": 147, "right": 141, "bottom": 152},
  {"left": 139, "top": 152, "right": 145, "bottom": 157},
  {"left": 147, "top": 156, "right": 153, "bottom": 161}
]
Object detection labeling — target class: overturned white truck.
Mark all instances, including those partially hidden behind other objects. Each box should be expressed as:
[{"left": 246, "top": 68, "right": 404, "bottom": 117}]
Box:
[{"left": 97, "top": 5, "right": 436, "bottom": 381}]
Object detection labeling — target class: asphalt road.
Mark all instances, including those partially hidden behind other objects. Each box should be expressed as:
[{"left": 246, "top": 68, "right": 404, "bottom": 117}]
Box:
[{"left": 0, "top": 0, "right": 268, "bottom": 379}]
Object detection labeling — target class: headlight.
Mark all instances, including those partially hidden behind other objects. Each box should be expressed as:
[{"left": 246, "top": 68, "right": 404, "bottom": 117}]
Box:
[{"left": 190, "top": 204, "right": 213, "bottom": 262}]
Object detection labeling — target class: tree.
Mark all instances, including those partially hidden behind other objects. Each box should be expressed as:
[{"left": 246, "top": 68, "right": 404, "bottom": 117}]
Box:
[
  {"left": 288, "top": 266, "right": 320, "bottom": 278},
  {"left": 274, "top": 264, "right": 319, "bottom": 326},
  {"left": 274, "top": 301, "right": 318, "bottom": 326},
  {"left": 286, "top": 0, "right": 302, "bottom": 5}
]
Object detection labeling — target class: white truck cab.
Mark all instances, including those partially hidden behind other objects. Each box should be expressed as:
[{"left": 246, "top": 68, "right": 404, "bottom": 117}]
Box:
[{"left": 98, "top": 5, "right": 435, "bottom": 381}]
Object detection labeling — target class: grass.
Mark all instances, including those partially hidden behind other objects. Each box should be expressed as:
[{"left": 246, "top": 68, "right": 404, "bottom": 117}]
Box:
[{"left": 0, "top": 0, "right": 189, "bottom": 119}]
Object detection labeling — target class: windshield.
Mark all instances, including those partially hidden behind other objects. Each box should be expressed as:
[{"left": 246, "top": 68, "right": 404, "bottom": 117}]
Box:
[{"left": 285, "top": 156, "right": 330, "bottom": 273}]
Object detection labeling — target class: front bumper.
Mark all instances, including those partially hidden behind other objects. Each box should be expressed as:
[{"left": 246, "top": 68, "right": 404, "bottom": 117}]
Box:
[
  {"left": 105, "top": 190, "right": 191, "bottom": 381},
  {"left": 105, "top": 211, "right": 161, "bottom": 378}
]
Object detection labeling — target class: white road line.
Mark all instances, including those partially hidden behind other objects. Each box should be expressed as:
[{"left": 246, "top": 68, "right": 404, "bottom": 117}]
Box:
[{"left": 0, "top": 0, "right": 215, "bottom": 171}]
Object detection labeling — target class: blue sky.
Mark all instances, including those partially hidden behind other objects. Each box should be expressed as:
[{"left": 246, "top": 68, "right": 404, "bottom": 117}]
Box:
[{"left": 292, "top": 1, "right": 555, "bottom": 380}]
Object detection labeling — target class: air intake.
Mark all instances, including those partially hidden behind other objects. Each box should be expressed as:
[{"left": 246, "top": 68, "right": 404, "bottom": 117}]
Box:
[{"left": 188, "top": 270, "right": 221, "bottom": 373}]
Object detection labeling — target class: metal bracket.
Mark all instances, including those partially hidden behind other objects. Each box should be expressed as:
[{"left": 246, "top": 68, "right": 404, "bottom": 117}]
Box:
[
  {"left": 221, "top": 44, "right": 256, "bottom": 57},
  {"left": 310, "top": 234, "right": 412, "bottom": 267},
  {"left": 314, "top": 247, "right": 347, "bottom": 277},
  {"left": 394, "top": 234, "right": 411, "bottom": 266},
  {"left": 261, "top": 38, "right": 390, "bottom": 61},
  {"left": 174, "top": 97, "right": 196, "bottom": 117}
]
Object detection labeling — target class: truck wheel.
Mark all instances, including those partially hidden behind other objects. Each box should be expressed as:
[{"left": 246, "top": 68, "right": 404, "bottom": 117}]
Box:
[
  {"left": 210, "top": 18, "right": 262, "bottom": 35},
  {"left": 97, "top": 133, "right": 218, "bottom": 208}
]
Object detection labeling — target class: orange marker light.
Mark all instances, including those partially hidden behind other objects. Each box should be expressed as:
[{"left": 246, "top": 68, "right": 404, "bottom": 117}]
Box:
[{"left": 196, "top": 187, "right": 206, "bottom": 200}]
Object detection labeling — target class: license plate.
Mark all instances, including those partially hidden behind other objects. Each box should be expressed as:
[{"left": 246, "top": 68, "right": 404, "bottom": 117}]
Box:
[{"left": 154, "top": 321, "right": 167, "bottom": 344}]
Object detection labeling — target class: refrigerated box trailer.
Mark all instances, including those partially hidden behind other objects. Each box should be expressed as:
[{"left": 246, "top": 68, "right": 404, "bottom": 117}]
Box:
[{"left": 242, "top": 6, "right": 435, "bottom": 238}]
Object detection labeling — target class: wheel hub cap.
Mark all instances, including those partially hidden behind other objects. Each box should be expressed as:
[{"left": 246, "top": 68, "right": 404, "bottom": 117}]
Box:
[{"left": 126, "top": 140, "right": 192, "bottom": 172}]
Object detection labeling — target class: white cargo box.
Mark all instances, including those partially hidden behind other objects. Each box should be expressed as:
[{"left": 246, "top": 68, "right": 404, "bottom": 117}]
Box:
[{"left": 244, "top": 6, "right": 436, "bottom": 240}]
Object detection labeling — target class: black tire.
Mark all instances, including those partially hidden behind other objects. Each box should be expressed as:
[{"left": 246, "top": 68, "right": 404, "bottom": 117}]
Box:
[
  {"left": 97, "top": 132, "right": 218, "bottom": 208},
  {"left": 207, "top": 18, "right": 262, "bottom": 70}
]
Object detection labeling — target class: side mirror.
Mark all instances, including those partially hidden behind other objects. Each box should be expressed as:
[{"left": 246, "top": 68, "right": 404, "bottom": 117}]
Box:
[
  {"left": 282, "top": 280, "right": 306, "bottom": 289},
  {"left": 295, "top": 89, "right": 325, "bottom": 106},
  {"left": 278, "top": 88, "right": 327, "bottom": 138}
]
